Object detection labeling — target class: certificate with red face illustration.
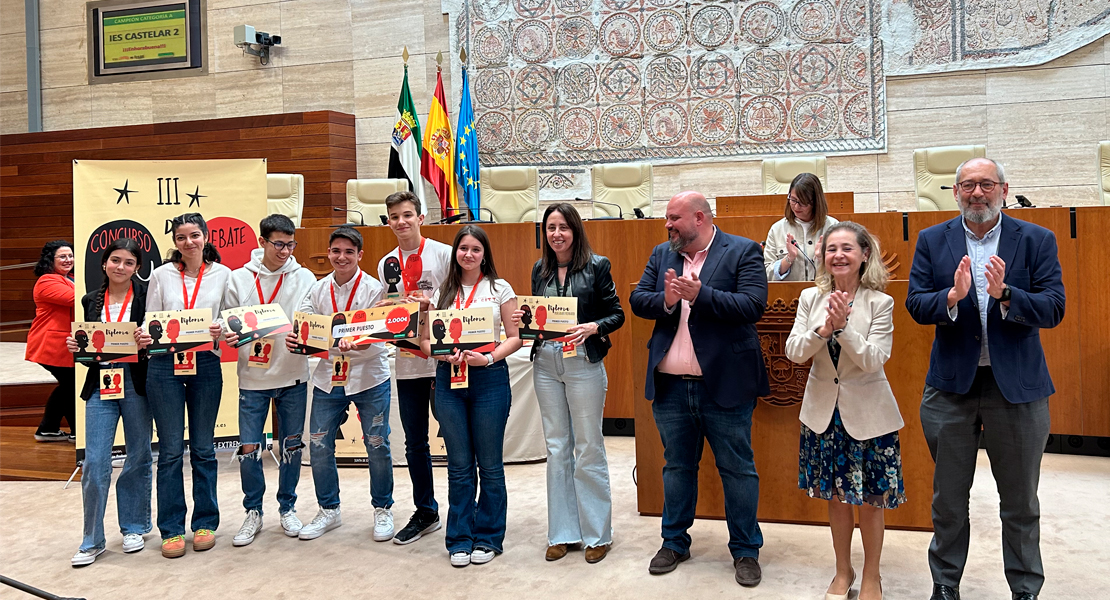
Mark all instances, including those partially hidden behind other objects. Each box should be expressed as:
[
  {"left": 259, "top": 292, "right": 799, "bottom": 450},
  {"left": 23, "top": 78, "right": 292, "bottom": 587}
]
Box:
[
  {"left": 220, "top": 303, "right": 292, "bottom": 348},
  {"left": 144, "top": 309, "right": 213, "bottom": 355},
  {"left": 72, "top": 322, "right": 138, "bottom": 363},
  {"left": 289, "top": 312, "right": 331, "bottom": 358},
  {"left": 515, "top": 296, "right": 577, "bottom": 341},
  {"left": 427, "top": 307, "right": 496, "bottom": 356}
]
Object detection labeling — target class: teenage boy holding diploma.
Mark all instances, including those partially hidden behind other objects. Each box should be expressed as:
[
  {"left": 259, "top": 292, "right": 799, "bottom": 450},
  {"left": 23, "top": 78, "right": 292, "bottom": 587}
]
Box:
[
  {"left": 286, "top": 227, "right": 396, "bottom": 542},
  {"left": 223, "top": 214, "right": 317, "bottom": 546},
  {"left": 375, "top": 191, "right": 453, "bottom": 545}
]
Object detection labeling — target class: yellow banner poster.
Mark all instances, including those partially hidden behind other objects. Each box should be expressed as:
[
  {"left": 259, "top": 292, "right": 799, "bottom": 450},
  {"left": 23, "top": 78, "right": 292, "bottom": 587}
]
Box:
[
  {"left": 221, "top": 303, "right": 292, "bottom": 348},
  {"left": 428, "top": 306, "right": 496, "bottom": 356},
  {"left": 515, "top": 296, "right": 578, "bottom": 341},
  {"left": 71, "top": 321, "right": 138, "bottom": 363},
  {"left": 72, "top": 159, "right": 267, "bottom": 462}
]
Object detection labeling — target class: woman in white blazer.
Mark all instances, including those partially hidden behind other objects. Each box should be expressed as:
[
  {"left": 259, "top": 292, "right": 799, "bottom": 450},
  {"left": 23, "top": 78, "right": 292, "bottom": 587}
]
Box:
[
  {"left": 785, "top": 221, "right": 904, "bottom": 600},
  {"left": 763, "top": 173, "right": 839, "bottom": 282}
]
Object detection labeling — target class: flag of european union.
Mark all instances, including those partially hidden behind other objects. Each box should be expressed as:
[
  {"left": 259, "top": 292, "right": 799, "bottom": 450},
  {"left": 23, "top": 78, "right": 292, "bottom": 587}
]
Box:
[{"left": 455, "top": 66, "right": 481, "bottom": 220}]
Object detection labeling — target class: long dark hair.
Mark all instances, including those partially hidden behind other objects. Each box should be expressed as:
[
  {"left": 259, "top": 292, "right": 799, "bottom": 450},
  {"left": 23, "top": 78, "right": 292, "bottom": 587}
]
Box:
[
  {"left": 785, "top": 172, "right": 829, "bottom": 232},
  {"left": 91, "top": 238, "right": 142, "bottom": 318},
  {"left": 435, "top": 225, "right": 501, "bottom": 310},
  {"left": 34, "top": 240, "right": 72, "bottom": 277},
  {"left": 168, "top": 213, "right": 221, "bottom": 268},
  {"left": 539, "top": 203, "right": 593, "bottom": 280}
]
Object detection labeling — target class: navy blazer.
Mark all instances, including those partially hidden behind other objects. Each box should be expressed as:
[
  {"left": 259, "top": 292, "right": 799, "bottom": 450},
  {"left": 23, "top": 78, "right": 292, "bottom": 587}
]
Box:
[
  {"left": 630, "top": 229, "right": 770, "bottom": 407},
  {"left": 906, "top": 214, "right": 1065, "bottom": 404}
]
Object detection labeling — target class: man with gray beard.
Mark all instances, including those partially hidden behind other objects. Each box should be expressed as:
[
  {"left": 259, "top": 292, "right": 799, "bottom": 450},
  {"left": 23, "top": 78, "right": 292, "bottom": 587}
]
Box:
[
  {"left": 906, "top": 158, "right": 1065, "bottom": 600},
  {"left": 630, "top": 192, "right": 770, "bottom": 587}
]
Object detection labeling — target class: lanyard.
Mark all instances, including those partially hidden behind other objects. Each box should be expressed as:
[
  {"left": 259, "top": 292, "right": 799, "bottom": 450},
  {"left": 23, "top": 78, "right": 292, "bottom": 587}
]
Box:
[
  {"left": 330, "top": 271, "right": 363, "bottom": 313},
  {"left": 254, "top": 273, "right": 285, "bottom": 304},
  {"left": 398, "top": 238, "right": 426, "bottom": 294},
  {"left": 455, "top": 278, "right": 482, "bottom": 309},
  {"left": 180, "top": 263, "right": 205, "bottom": 310},
  {"left": 103, "top": 284, "right": 133, "bottom": 323}
]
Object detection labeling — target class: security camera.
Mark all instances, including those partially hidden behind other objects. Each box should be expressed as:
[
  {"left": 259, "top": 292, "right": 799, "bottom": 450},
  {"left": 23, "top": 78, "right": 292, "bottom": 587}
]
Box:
[{"left": 233, "top": 25, "right": 280, "bottom": 65}]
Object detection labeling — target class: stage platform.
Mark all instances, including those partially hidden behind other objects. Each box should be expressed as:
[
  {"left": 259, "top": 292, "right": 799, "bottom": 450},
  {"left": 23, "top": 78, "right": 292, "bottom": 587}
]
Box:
[{"left": 0, "top": 343, "right": 77, "bottom": 481}]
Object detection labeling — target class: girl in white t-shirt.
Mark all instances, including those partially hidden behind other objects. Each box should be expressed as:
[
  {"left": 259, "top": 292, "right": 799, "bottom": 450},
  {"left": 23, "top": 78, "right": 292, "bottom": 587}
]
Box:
[{"left": 420, "top": 225, "right": 521, "bottom": 568}]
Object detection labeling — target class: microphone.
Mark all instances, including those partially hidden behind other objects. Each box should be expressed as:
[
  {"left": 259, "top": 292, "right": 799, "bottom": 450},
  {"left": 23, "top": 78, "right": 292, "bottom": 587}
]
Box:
[
  {"left": 940, "top": 185, "right": 953, "bottom": 190},
  {"left": 333, "top": 207, "right": 365, "bottom": 226},
  {"left": 577, "top": 197, "right": 622, "bottom": 220},
  {"left": 633, "top": 207, "right": 646, "bottom": 219},
  {"left": 791, "top": 238, "right": 818, "bottom": 277},
  {"left": 435, "top": 213, "right": 466, "bottom": 225},
  {"left": 1014, "top": 194, "right": 1034, "bottom": 208},
  {"left": 467, "top": 207, "right": 495, "bottom": 223},
  {"left": 379, "top": 215, "right": 388, "bottom": 225}
]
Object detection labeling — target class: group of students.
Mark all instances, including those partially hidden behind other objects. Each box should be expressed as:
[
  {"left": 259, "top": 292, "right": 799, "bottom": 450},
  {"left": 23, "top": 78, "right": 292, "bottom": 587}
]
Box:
[{"left": 63, "top": 191, "right": 626, "bottom": 570}]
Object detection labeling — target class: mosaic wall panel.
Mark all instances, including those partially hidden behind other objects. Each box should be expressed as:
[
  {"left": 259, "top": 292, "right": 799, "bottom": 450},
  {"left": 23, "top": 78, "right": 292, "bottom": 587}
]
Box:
[{"left": 445, "top": 0, "right": 888, "bottom": 168}]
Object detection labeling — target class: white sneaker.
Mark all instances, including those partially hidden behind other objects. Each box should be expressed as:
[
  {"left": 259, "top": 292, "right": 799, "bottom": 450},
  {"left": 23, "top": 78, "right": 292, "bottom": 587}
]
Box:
[
  {"left": 232, "top": 509, "right": 263, "bottom": 547},
  {"left": 71, "top": 547, "right": 105, "bottom": 567},
  {"left": 111, "top": 457, "right": 126, "bottom": 468},
  {"left": 373, "top": 507, "right": 394, "bottom": 541},
  {"left": 122, "top": 534, "right": 144, "bottom": 553},
  {"left": 298, "top": 507, "right": 341, "bottom": 540},
  {"left": 280, "top": 510, "right": 303, "bottom": 537},
  {"left": 450, "top": 551, "right": 471, "bottom": 568},
  {"left": 471, "top": 547, "right": 496, "bottom": 564}
]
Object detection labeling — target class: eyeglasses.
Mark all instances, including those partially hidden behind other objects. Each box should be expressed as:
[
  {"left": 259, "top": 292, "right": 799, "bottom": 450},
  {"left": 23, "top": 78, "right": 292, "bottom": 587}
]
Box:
[
  {"left": 956, "top": 180, "right": 1000, "bottom": 193},
  {"left": 788, "top": 197, "right": 810, "bottom": 207},
  {"left": 264, "top": 239, "right": 297, "bottom": 251}
]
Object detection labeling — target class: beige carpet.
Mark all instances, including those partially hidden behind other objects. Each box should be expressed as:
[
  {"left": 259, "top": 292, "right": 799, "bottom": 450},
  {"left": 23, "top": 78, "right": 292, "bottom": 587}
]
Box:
[{"left": 0, "top": 436, "right": 1106, "bottom": 600}]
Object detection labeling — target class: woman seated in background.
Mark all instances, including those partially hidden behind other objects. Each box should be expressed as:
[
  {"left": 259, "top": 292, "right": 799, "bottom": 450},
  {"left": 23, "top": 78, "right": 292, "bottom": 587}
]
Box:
[
  {"left": 785, "top": 222, "right": 905, "bottom": 600},
  {"left": 67, "top": 238, "right": 153, "bottom": 567},
  {"left": 763, "top": 173, "right": 839, "bottom": 282}
]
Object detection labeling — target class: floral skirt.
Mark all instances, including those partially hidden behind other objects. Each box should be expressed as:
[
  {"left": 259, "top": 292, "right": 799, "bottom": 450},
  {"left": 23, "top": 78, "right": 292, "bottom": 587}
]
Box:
[{"left": 799, "top": 407, "right": 906, "bottom": 509}]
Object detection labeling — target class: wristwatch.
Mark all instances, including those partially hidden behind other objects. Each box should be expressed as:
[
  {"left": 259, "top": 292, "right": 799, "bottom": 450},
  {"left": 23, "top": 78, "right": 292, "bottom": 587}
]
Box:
[
  {"left": 999, "top": 286, "right": 1012, "bottom": 302},
  {"left": 485, "top": 353, "right": 494, "bottom": 366},
  {"left": 832, "top": 329, "right": 844, "bottom": 339}
]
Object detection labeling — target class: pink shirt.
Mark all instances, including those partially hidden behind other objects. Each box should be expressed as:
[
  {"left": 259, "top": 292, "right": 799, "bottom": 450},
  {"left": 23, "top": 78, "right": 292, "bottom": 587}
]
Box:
[{"left": 658, "top": 227, "right": 717, "bottom": 376}]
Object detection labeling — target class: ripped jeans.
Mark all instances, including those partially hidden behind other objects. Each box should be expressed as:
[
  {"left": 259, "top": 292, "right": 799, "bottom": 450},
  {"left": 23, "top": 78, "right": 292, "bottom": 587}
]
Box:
[
  {"left": 238, "top": 383, "right": 307, "bottom": 516},
  {"left": 309, "top": 380, "right": 393, "bottom": 510}
]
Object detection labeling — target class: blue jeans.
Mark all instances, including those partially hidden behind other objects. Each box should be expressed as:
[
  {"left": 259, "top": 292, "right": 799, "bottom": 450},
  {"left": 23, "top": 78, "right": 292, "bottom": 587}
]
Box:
[
  {"left": 309, "top": 380, "right": 393, "bottom": 509},
  {"left": 533, "top": 342, "right": 612, "bottom": 547},
  {"left": 146, "top": 352, "right": 223, "bottom": 539},
  {"left": 651, "top": 372, "right": 763, "bottom": 559},
  {"left": 238, "top": 383, "right": 307, "bottom": 515},
  {"left": 435, "top": 360, "right": 511, "bottom": 554},
  {"left": 81, "top": 365, "right": 153, "bottom": 552},
  {"left": 396, "top": 377, "right": 438, "bottom": 514}
]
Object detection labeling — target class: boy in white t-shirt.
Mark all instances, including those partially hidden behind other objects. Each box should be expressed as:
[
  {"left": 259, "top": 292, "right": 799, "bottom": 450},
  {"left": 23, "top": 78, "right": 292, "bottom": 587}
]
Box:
[{"left": 375, "top": 191, "right": 453, "bottom": 544}]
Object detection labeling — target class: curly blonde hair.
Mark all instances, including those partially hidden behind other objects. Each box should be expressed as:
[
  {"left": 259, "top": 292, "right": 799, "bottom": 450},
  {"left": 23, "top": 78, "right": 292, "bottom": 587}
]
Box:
[{"left": 814, "top": 221, "right": 889, "bottom": 293}]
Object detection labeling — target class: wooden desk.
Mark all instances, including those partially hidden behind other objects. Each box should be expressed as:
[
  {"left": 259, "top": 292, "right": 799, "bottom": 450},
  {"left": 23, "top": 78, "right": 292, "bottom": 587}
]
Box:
[{"left": 716, "top": 192, "right": 854, "bottom": 216}]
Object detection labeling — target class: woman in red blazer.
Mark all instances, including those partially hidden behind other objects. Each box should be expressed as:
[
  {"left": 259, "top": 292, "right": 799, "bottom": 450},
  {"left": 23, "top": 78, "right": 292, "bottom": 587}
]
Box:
[{"left": 25, "top": 240, "right": 76, "bottom": 442}]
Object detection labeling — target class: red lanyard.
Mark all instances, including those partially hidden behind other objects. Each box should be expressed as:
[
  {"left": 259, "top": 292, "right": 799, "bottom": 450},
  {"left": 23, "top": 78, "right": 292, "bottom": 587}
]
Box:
[
  {"left": 330, "top": 271, "right": 363, "bottom": 313},
  {"left": 254, "top": 274, "right": 285, "bottom": 304},
  {"left": 180, "top": 264, "right": 205, "bottom": 310},
  {"left": 397, "top": 238, "right": 426, "bottom": 294},
  {"left": 103, "top": 284, "right": 133, "bottom": 323},
  {"left": 455, "top": 278, "right": 482, "bottom": 309}
]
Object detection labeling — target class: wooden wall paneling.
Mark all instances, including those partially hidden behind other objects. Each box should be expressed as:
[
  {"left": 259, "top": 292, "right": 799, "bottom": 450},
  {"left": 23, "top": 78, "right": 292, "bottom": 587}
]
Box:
[
  {"left": 843, "top": 212, "right": 911, "bottom": 280},
  {"left": 0, "top": 111, "right": 358, "bottom": 329},
  {"left": 716, "top": 192, "right": 854, "bottom": 217},
  {"left": 1076, "top": 208, "right": 1110, "bottom": 436}
]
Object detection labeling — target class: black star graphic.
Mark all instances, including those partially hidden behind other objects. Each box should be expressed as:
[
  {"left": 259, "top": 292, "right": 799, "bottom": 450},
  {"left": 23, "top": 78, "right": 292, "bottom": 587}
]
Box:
[
  {"left": 114, "top": 180, "right": 135, "bottom": 204},
  {"left": 187, "top": 186, "right": 206, "bottom": 208}
]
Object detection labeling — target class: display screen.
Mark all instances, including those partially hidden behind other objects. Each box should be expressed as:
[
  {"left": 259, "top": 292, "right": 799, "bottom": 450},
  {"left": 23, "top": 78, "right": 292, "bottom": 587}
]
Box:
[{"left": 93, "top": 0, "right": 200, "bottom": 76}]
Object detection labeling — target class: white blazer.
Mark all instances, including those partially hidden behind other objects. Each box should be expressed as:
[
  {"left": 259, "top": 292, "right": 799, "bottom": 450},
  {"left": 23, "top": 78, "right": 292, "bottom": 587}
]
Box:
[
  {"left": 785, "top": 286, "right": 904, "bottom": 440},
  {"left": 763, "top": 215, "right": 839, "bottom": 282}
]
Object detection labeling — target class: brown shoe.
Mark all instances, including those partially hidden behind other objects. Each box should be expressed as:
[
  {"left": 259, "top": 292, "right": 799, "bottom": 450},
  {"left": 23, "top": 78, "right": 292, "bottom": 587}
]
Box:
[
  {"left": 161, "top": 535, "right": 185, "bottom": 558},
  {"left": 585, "top": 544, "right": 610, "bottom": 564},
  {"left": 545, "top": 544, "right": 568, "bottom": 561},
  {"left": 734, "top": 556, "right": 762, "bottom": 587},
  {"left": 648, "top": 547, "right": 690, "bottom": 575},
  {"left": 193, "top": 529, "right": 216, "bottom": 552}
]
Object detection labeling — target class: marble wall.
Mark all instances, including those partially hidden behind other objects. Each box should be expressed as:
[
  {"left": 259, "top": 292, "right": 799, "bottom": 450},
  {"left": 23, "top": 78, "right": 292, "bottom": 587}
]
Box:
[{"left": 1, "top": 0, "right": 1106, "bottom": 216}]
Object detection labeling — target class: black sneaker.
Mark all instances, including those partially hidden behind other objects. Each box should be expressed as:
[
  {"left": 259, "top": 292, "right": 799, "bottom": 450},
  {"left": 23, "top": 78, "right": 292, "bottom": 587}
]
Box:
[
  {"left": 34, "top": 431, "right": 68, "bottom": 442},
  {"left": 392, "top": 511, "right": 441, "bottom": 545}
]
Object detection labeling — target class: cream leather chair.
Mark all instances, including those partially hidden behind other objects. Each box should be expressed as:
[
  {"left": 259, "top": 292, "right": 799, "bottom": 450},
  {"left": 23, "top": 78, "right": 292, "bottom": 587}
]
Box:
[
  {"left": 591, "top": 163, "right": 653, "bottom": 218},
  {"left": 346, "top": 179, "right": 408, "bottom": 225},
  {"left": 914, "top": 145, "right": 986, "bottom": 211},
  {"left": 479, "top": 166, "right": 539, "bottom": 223},
  {"left": 1099, "top": 141, "right": 1110, "bottom": 206},
  {"left": 761, "top": 156, "right": 828, "bottom": 194},
  {"left": 266, "top": 174, "right": 304, "bottom": 227}
]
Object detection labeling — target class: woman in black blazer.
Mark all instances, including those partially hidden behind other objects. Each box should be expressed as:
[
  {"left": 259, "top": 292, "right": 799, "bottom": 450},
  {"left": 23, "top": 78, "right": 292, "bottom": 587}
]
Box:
[
  {"left": 66, "top": 238, "right": 154, "bottom": 567},
  {"left": 512, "top": 203, "right": 625, "bottom": 564}
]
